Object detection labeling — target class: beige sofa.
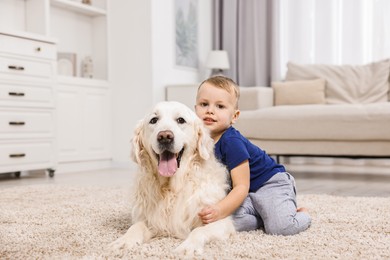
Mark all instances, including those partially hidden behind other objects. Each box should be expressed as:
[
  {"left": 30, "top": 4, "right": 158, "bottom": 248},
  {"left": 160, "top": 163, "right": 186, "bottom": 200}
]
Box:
[
  {"left": 235, "top": 59, "right": 390, "bottom": 158},
  {"left": 166, "top": 59, "right": 390, "bottom": 159}
]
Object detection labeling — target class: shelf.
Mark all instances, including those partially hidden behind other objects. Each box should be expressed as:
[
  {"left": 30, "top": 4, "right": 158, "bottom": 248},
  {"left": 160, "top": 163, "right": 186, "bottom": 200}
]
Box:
[
  {"left": 50, "top": 0, "right": 106, "bottom": 17},
  {"left": 0, "top": 30, "right": 57, "bottom": 44}
]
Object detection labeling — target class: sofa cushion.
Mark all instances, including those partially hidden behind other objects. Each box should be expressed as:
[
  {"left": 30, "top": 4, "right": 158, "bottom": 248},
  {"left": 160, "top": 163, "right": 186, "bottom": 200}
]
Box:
[
  {"left": 285, "top": 59, "right": 390, "bottom": 104},
  {"left": 235, "top": 103, "right": 390, "bottom": 141},
  {"left": 272, "top": 79, "right": 326, "bottom": 106}
]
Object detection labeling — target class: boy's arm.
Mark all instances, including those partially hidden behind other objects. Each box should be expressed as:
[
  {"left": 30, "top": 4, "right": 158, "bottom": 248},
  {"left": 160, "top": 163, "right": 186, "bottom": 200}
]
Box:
[{"left": 198, "top": 160, "right": 250, "bottom": 224}]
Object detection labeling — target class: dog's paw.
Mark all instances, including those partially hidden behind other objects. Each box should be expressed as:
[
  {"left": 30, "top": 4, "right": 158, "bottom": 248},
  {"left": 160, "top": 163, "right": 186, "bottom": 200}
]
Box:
[
  {"left": 109, "top": 234, "right": 140, "bottom": 252},
  {"left": 174, "top": 239, "right": 204, "bottom": 257}
]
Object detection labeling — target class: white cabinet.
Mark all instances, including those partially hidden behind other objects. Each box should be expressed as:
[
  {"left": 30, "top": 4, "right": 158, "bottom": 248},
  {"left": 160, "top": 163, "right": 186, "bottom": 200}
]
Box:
[
  {"left": 49, "top": 0, "right": 108, "bottom": 80},
  {"left": 0, "top": 33, "right": 56, "bottom": 176},
  {"left": 49, "top": 0, "right": 112, "bottom": 170},
  {"left": 0, "top": 0, "right": 108, "bottom": 80},
  {"left": 0, "top": 0, "right": 111, "bottom": 174},
  {"left": 56, "top": 78, "right": 111, "bottom": 163}
]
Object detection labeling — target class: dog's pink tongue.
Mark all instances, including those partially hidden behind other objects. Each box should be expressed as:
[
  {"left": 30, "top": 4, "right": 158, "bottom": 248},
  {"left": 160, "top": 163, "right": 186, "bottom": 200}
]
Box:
[{"left": 158, "top": 151, "right": 177, "bottom": 177}]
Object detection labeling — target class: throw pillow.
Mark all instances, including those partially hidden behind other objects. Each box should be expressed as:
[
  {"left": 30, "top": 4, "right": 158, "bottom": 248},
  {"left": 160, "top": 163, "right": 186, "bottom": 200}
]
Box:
[
  {"left": 285, "top": 59, "right": 390, "bottom": 104},
  {"left": 272, "top": 78, "right": 326, "bottom": 106}
]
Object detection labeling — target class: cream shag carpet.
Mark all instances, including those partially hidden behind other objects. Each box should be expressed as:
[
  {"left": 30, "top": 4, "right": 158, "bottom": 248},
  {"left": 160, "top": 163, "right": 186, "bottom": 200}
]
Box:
[{"left": 0, "top": 185, "right": 389, "bottom": 260}]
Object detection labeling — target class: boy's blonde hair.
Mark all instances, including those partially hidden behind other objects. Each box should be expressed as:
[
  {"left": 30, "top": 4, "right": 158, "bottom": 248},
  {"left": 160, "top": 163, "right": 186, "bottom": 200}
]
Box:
[{"left": 198, "top": 76, "right": 240, "bottom": 109}]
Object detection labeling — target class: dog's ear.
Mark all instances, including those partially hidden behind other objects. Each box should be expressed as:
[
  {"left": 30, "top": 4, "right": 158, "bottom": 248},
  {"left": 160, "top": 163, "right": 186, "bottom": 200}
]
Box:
[
  {"left": 131, "top": 119, "right": 145, "bottom": 164},
  {"left": 196, "top": 120, "right": 213, "bottom": 160}
]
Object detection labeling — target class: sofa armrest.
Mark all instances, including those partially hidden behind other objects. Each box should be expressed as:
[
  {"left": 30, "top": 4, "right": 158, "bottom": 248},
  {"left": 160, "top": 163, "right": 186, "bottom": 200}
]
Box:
[{"left": 239, "top": 86, "right": 274, "bottom": 111}]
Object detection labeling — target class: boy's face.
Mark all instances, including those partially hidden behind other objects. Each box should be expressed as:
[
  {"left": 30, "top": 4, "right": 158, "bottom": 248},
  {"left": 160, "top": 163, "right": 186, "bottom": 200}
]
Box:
[{"left": 195, "top": 83, "right": 240, "bottom": 141}]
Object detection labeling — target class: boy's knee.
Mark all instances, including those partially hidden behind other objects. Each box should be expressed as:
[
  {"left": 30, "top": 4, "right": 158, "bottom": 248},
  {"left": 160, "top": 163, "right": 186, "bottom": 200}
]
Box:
[
  {"left": 265, "top": 223, "right": 296, "bottom": 236},
  {"left": 264, "top": 217, "right": 309, "bottom": 236}
]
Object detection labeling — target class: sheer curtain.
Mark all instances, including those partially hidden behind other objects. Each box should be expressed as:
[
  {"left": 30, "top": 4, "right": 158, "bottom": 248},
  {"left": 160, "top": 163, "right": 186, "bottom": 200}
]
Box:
[
  {"left": 278, "top": 0, "right": 390, "bottom": 76},
  {"left": 213, "top": 0, "right": 390, "bottom": 86}
]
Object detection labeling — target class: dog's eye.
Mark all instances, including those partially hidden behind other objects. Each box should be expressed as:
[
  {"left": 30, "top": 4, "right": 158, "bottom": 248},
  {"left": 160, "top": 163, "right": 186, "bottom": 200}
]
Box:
[
  {"left": 149, "top": 117, "right": 158, "bottom": 124},
  {"left": 177, "top": 117, "right": 186, "bottom": 124}
]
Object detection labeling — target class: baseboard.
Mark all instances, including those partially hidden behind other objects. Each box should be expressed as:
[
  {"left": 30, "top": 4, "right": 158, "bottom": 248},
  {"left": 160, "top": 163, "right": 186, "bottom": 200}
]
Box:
[
  {"left": 110, "top": 161, "right": 137, "bottom": 170},
  {"left": 56, "top": 160, "right": 113, "bottom": 174}
]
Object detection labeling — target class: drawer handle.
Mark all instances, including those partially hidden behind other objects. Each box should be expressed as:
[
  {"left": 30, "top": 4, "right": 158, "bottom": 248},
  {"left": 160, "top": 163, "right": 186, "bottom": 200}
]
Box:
[
  {"left": 8, "top": 65, "right": 25, "bottom": 71},
  {"left": 9, "top": 153, "right": 26, "bottom": 158},
  {"left": 9, "top": 92, "right": 25, "bottom": 97},
  {"left": 36, "top": 47, "right": 41, "bottom": 52},
  {"left": 9, "top": 121, "right": 25, "bottom": 126}
]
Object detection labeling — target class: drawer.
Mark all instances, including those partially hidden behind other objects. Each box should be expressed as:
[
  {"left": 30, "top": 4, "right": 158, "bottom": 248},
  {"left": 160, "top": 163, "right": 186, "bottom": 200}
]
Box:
[
  {"left": 0, "top": 56, "right": 54, "bottom": 79},
  {"left": 0, "top": 142, "right": 53, "bottom": 166},
  {"left": 0, "top": 34, "right": 56, "bottom": 60},
  {"left": 0, "top": 110, "right": 53, "bottom": 137},
  {"left": 0, "top": 83, "right": 53, "bottom": 107}
]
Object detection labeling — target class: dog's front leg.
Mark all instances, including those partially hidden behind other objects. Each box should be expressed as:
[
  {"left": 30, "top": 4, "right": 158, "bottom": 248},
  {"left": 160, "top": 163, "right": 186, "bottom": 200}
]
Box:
[
  {"left": 175, "top": 217, "right": 235, "bottom": 256},
  {"left": 110, "top": 221, "right": 153, "bottom": 252}
]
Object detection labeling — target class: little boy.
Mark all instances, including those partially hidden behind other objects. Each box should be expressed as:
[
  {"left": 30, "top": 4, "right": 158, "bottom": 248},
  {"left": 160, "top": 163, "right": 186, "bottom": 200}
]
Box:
[{"left": 195, "top": 76, "right": 311, "bottom": 235}]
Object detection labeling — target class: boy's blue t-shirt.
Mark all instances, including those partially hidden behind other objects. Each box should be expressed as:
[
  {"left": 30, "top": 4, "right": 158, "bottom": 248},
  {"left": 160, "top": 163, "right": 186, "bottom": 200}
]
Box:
[{"left": 214, "top": 126, "right": 286, "bottom": 192}]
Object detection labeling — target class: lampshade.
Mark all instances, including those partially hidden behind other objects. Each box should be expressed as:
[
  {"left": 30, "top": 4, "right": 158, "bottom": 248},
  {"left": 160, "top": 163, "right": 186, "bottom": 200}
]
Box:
[{"left": 206, "top": 50, "right": 230, "bottom": 70}]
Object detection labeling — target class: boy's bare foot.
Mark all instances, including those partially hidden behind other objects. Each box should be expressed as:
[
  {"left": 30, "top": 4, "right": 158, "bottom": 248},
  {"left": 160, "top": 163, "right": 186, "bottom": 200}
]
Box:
[{"left": 297, "top": 207, "right": 308, "bottom": 213}]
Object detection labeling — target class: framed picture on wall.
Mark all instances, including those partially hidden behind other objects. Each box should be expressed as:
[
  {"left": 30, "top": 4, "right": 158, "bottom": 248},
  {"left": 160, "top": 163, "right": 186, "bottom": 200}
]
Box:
[{"left": 175, "top": 0, "right": 198, "bottom": 69}]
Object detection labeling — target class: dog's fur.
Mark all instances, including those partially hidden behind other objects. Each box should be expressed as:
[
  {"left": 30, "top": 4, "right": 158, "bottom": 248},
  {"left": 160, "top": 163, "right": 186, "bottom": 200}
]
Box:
[{"left": 110, "top": 101, "right": 235, "bottom": 256}]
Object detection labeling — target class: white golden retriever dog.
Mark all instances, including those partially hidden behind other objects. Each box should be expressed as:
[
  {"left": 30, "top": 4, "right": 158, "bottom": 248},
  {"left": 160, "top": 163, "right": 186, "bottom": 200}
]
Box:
[{"left": 111, "top": 101, "right": 235, "bottom": 256}]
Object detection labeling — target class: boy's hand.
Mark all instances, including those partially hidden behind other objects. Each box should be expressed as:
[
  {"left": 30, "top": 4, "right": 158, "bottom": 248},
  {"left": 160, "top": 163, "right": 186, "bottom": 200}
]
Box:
[{"left": 198, "top": 205, "right": 221, "bottom": 224}]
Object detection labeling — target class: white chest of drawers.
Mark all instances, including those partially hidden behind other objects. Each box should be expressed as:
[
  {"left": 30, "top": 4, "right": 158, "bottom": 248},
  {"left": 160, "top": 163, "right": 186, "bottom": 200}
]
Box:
[{"left": 0, "top": 33, "right": 57, "bottom": 177}]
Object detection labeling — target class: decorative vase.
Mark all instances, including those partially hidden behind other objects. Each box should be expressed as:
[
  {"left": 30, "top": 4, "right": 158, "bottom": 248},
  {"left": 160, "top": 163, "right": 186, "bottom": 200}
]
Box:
[{"left": 81, "top": 56, "right": 93, "bottom": 78}]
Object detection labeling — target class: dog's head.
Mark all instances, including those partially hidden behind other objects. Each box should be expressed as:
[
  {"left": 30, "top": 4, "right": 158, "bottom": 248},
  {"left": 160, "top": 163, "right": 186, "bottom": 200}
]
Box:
[{"left": 132, "top": 101, "right": 213, "bottom": 177}]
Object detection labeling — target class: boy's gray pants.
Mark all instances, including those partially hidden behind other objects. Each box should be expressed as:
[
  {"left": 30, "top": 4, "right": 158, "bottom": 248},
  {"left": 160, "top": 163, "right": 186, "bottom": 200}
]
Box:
[{"left": 232, "top": 172, "right": 311, "bottom": 235}]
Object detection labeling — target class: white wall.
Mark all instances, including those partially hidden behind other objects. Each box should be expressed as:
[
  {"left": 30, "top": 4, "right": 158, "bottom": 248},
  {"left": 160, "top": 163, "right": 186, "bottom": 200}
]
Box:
[
  {"left": 109, "top": 1, "right": 153, "bottom": 167},
  {"left": 109, "top": 0, "right": 212, "bottom": 166},
  {"left": 151, "top": 0, "right": 212, "bottom": 104}
]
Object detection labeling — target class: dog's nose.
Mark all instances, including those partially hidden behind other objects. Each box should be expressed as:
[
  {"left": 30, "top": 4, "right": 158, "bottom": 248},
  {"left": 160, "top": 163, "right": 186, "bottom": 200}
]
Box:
[{"left": 157, "top": 130, "right": 174, "bottom": 144}]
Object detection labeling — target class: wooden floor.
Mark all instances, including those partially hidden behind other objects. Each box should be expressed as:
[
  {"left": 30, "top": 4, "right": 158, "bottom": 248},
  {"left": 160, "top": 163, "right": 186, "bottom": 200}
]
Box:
[{"left": 0, "top": 167, "right": 390, "bottom": 197}]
